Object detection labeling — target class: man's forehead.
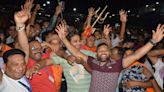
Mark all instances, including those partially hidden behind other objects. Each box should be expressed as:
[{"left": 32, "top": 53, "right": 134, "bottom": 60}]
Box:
[
  {"left": 98, "top": 45, "right": 109, "bottom": 50},
  {"left": 8, "top": 54, "right": 24, "bottom": 61}
]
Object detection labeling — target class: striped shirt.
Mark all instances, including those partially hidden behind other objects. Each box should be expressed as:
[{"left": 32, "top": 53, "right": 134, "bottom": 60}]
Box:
[{"left": 51, "top": 50, "right": 96, "bottom": 92}]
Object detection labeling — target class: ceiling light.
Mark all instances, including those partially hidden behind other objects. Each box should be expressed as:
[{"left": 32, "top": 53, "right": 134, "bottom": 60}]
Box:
[
  {"left": 73, "top": 8, "right": 77, "bottom": 12},
  {"left": 156, "top": 2, "right": 159, "bottom": 5},
  {"left": 43, "top": 3, "right": 46, "bottom": 7},
  {"left": 146, "top": 5, "right": 149, "bottom": 7},
  {"left": 47, "top": 1, "right": 50, "bottom": 4},
  {"left": 152, "top": 8, "right": 156, "bottom": 11},
  {"left": 38, "top": 13, "right": 42, "bottom": 15}
]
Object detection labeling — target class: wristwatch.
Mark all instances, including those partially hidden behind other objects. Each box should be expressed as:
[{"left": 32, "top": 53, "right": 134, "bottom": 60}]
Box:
[
  {"left": 149, "top": 39, "right": 157, "bottom": 46},
  {"left": 16, "top": 25, "right": 25, "bottom": 32}
]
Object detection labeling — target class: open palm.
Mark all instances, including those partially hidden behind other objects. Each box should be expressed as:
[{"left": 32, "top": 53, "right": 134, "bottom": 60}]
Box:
[
  {"left": 152, "top": 24, "right": 164, "bottom": 43},
  {"left": 119, "top": 9, "right": 127, "bottom": 22},
  {"left": 14, "top": 10, "right": 29, "bottom": 26},
  {"left": 55, "top": 23, "right": 67, "bottom": 40},
  {"left": 103, "top": 24, "right": 112, "bottom": 36}
]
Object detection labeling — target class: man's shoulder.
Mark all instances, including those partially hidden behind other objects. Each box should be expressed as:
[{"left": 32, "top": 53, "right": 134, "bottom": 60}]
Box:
[
  {"left": 87, "top": 56, "right": 96, "bottom": 61},
  {"left": 87, "top": 56, "right": 98, "bottom": 65}
]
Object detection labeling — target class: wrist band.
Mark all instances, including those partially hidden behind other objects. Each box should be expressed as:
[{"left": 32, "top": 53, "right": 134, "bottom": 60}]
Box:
[
  {"left": 16, "top": 25, "right": 25, "bottom": 32},
  {"left": 149, "top": 39, "right": 156, "bottom": 46}
]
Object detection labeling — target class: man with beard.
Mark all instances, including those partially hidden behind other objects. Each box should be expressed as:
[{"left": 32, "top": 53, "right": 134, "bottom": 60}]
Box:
[
  {"left": 55, "top": 23, "right": 164, "bottom": 92},
  {"left": 26, "top": 40, "right": 57, "bottom": 92}
]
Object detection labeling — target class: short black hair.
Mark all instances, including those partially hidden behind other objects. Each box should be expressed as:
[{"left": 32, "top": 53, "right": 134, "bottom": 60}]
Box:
[
  {"left": 96, "top": 43, "right": 109, "bottom": 50},
  {"left": 3, "top": 49, "right": 25, "bottom": 63}
]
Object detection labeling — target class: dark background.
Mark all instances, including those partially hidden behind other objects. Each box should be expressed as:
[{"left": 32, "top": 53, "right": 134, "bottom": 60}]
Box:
[{"left": 0, "top": 0, "right": 163, "bottom": 30}]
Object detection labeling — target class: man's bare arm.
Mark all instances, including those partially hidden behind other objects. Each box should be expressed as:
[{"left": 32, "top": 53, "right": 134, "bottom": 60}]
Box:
[
  {"left": 119, "top": 9, "right": 127, "bottom": 40},
  {"left": 147, "top": 49, "right": 164, "bottom": 64},
  {"left": 14, "top": 1, "right": 33, "bottom": 63},
  {"left": 56, "top": 23, "right": 88, "bottom": 62},
  {"left": 123, "top": 24, "right": 164, "bottom": 68}
]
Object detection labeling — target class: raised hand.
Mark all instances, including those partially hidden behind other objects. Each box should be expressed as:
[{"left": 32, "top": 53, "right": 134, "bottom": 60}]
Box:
[
  {"left": 55, "top": 23, "right": 68, "bottom": 40},
  {"left": 103, "top": 24, "right": 112, "bottom": 37},
  {"left": 34, "top": 4, "right": 41, "bottom": 12},
  {"left": 88, "top": 7, "right": 95, "bottom": 17},
  {"left": 23, "top": 0, "right": 34, "bottom": 13},
  {"left": 55, "top": 4, "right": 63, "bottom": 16},
  {"left": 151, "top": 24, "right": 164, "bottom": 43},
  {"left": 14, "top": 9, "right": 30, "bottom": 26},
  {"left": 14, "top": 0, "right": 34, "bottom": 26},
  {"left": 119, "top": 9, "right": 127, "bottom": 23}
]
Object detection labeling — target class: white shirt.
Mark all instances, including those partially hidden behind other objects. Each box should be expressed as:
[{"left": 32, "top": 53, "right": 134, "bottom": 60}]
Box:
[
  {"left": 0, "top": 74, "right": 31, "bottom": 92},
  {"left": 6, "top": 36, "right": 14, "bottom": 44},
  {"left": 153, "top": 58, "right": 164, "bottom": 90},
  {"left": 111, "top": 34, "right": 122, "bottom": 48}
]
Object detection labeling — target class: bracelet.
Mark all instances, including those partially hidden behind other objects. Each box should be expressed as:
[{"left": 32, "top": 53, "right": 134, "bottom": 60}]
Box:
[
  {"left": 149, "top": 39, "right": 157, "bottom": 46},
  {"left": 16, "top": 25, "right": 25, "bottom": 32}
]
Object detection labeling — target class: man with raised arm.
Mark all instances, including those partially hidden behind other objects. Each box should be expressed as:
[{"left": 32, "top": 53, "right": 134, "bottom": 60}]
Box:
[
  {"left": 0, "top": 1, "right": 33, "bottom": 91},
  {"left": 55, "top": 23, "right": 164, "bottom": 92},
  {"left": 15, "top": 1, "right": 59, "bottom": 92}
]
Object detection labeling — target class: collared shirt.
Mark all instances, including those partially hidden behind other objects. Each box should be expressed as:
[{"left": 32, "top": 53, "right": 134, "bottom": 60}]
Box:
[
  {"left": 87, "top": 56, "right": 123, "bottom": 92},
  {"left": 0, "top": 74, "right": 31, "bottom": 92}
]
